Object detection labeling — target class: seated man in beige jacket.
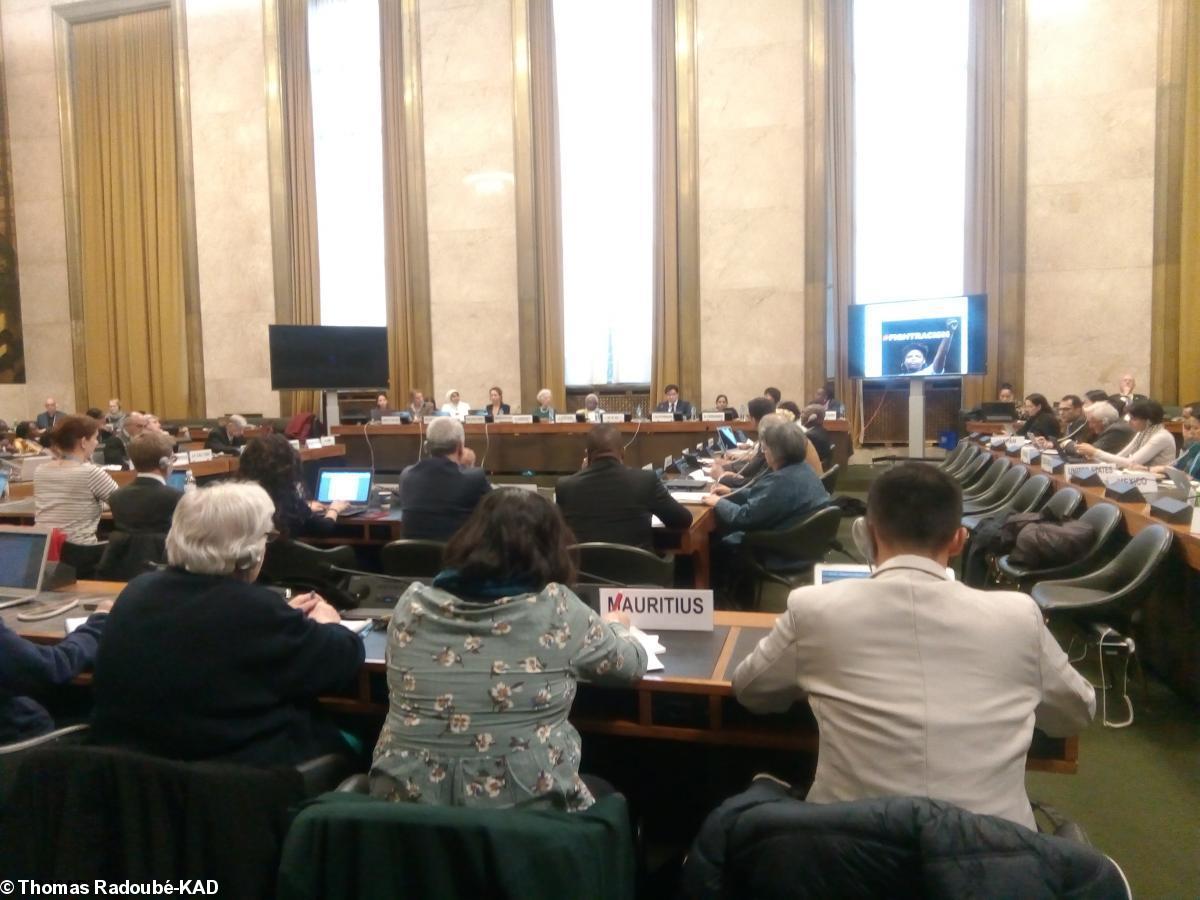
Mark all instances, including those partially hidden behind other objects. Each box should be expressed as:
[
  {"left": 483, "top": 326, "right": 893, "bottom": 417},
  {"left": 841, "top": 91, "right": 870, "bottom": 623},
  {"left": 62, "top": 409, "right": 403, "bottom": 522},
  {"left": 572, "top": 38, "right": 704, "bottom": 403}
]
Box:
[{"left": 731, "top": 463, "right": 1095, "bottom": 831}]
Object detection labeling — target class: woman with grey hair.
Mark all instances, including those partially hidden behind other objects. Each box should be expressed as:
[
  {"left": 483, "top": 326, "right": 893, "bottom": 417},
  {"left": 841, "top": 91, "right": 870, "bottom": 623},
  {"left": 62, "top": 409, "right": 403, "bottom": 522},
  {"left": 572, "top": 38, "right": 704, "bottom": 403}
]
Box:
[
  {"left": 90, "top": 481, "right": 365, "bottom": 766},
  {"left": 532, "top": 388, "right": 555, "bottom": 420}
]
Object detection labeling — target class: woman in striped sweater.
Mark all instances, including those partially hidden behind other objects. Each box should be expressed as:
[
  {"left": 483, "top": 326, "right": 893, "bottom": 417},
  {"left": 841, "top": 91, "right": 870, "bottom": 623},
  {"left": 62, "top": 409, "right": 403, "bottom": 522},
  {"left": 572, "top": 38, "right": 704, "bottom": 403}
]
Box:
[{"left": 34, "top": 415, "right": 118, "bottom": 544}]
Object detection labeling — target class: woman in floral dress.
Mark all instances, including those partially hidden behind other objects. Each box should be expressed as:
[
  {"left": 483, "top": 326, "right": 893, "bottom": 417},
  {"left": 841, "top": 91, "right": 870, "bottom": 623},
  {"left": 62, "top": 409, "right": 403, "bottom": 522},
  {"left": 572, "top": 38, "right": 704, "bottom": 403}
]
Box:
[{"left": 370, "top": 490, "right": 646, "bottom": 810}]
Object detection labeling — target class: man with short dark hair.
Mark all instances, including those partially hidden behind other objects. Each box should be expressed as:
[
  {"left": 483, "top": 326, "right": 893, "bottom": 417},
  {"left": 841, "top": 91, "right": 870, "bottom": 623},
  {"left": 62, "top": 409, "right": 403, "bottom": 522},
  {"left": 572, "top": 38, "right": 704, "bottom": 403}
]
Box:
[
  {"left": 104, "top": 411, "right": 148, "bottom": 468},
  {"left": 108, "top": 431, "right": 184, "bottom": 535},
  {"left": 731, "top": 463, "right": 1094, "bottom": 830},
  {"left": 997, "top": 383, "right": 1015, "bottom": 404},
  {"left": 763, "top": 387, "right": 782, "bottom": 405},
  {"left": 654, "top": 384, "right": 693, "bottom": 418},
  {"left": 555, "top": 425, "right": 692, "bottom": 551},
  {"left": 398, "top": 417, "right": 491, "bottom": 540},
  {"left": 1051, "top": 394, "right": 1091, "bottom": 444}
]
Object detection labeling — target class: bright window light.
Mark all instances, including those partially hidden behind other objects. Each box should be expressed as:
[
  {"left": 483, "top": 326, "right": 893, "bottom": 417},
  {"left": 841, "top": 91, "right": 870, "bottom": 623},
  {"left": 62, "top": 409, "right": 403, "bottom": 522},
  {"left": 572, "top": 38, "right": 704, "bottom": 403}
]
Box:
[
  {"left": 308, "top": 0, "right": 386, "bottom": 326},
  {"left": 853, "top": 0, "right": 969, "bottom": 303},
  {"left": 554, "top": 0, "right": 653, "bottom": 386}
]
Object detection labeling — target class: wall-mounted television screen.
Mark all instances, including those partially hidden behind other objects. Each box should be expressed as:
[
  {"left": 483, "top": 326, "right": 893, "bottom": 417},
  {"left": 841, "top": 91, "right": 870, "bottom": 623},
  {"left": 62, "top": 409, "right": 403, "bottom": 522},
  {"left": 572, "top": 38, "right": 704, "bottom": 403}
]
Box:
[
  {"left": 268, "top": 325, "right": 389, "bottom": 390},
  {"left": 847, "top": 294, "right": 987, "bottom": 379}
]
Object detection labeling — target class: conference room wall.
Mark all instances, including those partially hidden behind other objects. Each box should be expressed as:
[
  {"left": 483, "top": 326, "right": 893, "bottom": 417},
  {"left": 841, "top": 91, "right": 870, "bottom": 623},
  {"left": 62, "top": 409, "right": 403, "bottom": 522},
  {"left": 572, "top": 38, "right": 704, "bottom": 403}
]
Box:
[
  {"left": 1023, "top": 0, "right": 1158, "bottom": 401},
  {"left": 0, "top": 0, "right": 278, "bottom": 420},
  {"left": 696, "top": 0, "right": 807, "bottom": 412}
]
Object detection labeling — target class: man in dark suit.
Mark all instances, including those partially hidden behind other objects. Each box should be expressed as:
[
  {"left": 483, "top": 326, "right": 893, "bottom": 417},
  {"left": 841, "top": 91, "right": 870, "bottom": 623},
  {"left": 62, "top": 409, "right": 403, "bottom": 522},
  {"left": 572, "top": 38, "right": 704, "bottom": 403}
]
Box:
[
  {"left": 108, "top": 431, "right": 184, "bottom": 535},
  {"left": 205, "top": 414, "right": 248, "bottom": 455},
  {"left": 35, "top": 397, "right": 64, "bottom": 430},
  {"left": 398, "top": 417, "right": 491, "bottom": 541},
  {"left": 556, "top": 425, "right": 693, "bottom": 551},
  {"left": 104, "top": 411, "right": 148, "bottom": 468},
  {"left": 654, "top": 384, "right": 693, "bottom": 418}
]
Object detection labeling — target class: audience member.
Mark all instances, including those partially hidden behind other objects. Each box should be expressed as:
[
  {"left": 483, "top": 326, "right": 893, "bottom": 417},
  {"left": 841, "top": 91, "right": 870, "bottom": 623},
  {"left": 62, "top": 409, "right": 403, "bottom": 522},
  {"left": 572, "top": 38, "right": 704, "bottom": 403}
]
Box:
[
  {"left": 34, "top": 415, "right": 118, "bottom": 544},
  {"left": 0, "top": 598, "right": 111, "bottom": 742},
  {"left": 655, "top": 384, "right": 692, "bottom": 417},
  {"left": 12, "top": 421, "right": 44, "bottom": 455},
  {"left": 240, "top": 433, "right": 347, "bottom": 538},
  {"left": 108, "top": 431, "right": 183, "bottom": 535},
  {"left": 731, "top": 463, "right": 1094, "bottom": 829},
  {"left": 997, "top": 383, "right": 1016, "bottom": 404},
  {"left": 486, "top": 386, "right": 510, "bottom": 417},
  {"left": 1077, "top": 399, "right": 1176, "bottom": 467},
  {"left": 35, "top": 397, "right": 63, "bottom": 431},
  {"left": 1106, "top": 394, "right": 1128, "bottom": 418},
  {"left": 1056, "top": 395, "right": 1092, "bottom": 443},
  {"left": 105, "top": 398, "right": 124, "bottom": 433},
  {"left": 398, "top": 417, "right": 491, "bottom": 541},
  {"left": 441, "top": 389, "right": 470, "bottom": 419},
  {"left": 1015, "top": 393, "right": 1059, "bottom": 439},
  {"left": 1083, "top": 402, "right": 1134, "bottom": 454},
  {"left": 763, "top": 387, "right": 782, "bottom": 405},
  {"left": 90, "top": 482, "right": 363, "bottom": 766},
  {"left": 205, "top": 414, "right": 247, "bottom": 455},
  {"left": 532, "top": 388, "right": 556, "bottom": 420},
  {"left": 555, "top": 424, "right": 692, "bottom": 550},
  {"left": 1084, "top": 389, "right": 1109, "bottom": 404},
  {"left": 813, "top": 384, "right": 845, "bottom": 418},
  {"left": 799, "top": 404, "right": 835, "bottom": 469},
  {"left": 1180, "top": 401, "right": 1199, "bottom": 420},
  {"left": 709, "top": 396, "right": 776, "bottom": 488},
  {"left": 84, "top": 407, "right": 110, "bottom": 440},
  {"left": 1115, "top": 373, "right": 1146, "bottom": 406},
  {"left": 370, "top": 490, "right": 645, "bottom": 809},
  {"left": 103, "top": 411, "right": 148, "bottom": 467},
  {"left": 1140, "top": 411, "right": 1200, "bottom": 477}
]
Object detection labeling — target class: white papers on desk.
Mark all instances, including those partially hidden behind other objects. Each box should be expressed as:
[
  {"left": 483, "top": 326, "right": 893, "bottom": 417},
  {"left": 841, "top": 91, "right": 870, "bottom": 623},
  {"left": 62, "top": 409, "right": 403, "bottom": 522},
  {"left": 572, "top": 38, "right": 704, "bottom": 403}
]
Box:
[
  {"left": 65, "top": 617, "right": 87, "bottom": 634},
  {"left": 339, "top": 619, "right": 372, "bottom": 635},
  {"left": 651, "top": 515, "right": 664, "bottom": 528},
  {"left": 629, "top": 625, "right": 665, "bottom": 671},
  {"left": 668, "top": 491, "right": 712, "bottom": 504}
]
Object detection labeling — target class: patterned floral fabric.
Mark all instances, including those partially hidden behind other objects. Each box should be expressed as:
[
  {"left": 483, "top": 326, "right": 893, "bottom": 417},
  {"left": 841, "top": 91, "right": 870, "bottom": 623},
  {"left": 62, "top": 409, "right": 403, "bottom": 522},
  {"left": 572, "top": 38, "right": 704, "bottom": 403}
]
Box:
[{"left": 370, "top": 581, "right": 647, "bottom": 811}]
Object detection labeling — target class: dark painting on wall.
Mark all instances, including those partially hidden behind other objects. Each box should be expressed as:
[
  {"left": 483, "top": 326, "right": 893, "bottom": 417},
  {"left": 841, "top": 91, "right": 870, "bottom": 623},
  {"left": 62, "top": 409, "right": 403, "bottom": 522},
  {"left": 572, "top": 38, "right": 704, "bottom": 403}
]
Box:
[{"left": 0, "top": 32, "right": 25, "bottom": 385}]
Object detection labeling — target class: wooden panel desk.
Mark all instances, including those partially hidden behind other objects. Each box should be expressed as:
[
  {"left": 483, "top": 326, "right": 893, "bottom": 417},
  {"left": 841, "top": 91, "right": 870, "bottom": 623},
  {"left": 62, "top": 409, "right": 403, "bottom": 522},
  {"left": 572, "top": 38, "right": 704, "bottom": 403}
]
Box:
[
  {"left": 967, "top": 419, "right": 1183, "bottom": 440},
  {"left": 8, "top": 596, "right": 1077, "bottom": 774},
  {"left": 334, "top": 420, "right": 852, "bottom": 475}
]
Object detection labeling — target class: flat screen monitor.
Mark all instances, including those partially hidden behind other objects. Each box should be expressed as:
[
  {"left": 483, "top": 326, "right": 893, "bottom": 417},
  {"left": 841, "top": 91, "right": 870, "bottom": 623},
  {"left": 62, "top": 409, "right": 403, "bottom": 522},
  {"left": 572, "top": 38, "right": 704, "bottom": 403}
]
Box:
[
  {"left": 315, "top": 469, "right": 373, "bottom": 504},
  {"left": 847, "top": 294, "right": 987, "bottom": 379},
  {"left": 0, "top": 526, "right": 50, "bottom": 591},
  {"left": 268, "top": 325, "right": 389, "bottom": 390},
  {"left": 167, "top": 470, "right": 188, "bottom": 492}
]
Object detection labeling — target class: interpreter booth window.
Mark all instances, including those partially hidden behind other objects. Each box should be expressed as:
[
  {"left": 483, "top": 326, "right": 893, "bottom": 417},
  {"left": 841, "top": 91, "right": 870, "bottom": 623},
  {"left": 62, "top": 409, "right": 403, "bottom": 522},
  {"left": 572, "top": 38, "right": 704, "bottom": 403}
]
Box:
[
  {"left": 554, "top": 0, "right": 654, "bottom": 386},
  {"left": 308, "top": 0, "right": 387, "bottom": 327},
  {"left": 853, "top": 0, "right": 969, "bottom": 304}
]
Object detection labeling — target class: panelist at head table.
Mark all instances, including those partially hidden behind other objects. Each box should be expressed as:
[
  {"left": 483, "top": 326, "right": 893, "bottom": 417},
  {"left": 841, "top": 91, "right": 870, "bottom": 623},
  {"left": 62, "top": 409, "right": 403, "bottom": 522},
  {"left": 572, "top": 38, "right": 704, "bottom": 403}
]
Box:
[
  {"left": 486, "top": 386, "right": 510, "bottom": 417},
  {"left": 655, "top": 384, "right": 692, "bottom": 418},
  {"left": 442, "top": 389, "right": 470, "bottom": 420}
]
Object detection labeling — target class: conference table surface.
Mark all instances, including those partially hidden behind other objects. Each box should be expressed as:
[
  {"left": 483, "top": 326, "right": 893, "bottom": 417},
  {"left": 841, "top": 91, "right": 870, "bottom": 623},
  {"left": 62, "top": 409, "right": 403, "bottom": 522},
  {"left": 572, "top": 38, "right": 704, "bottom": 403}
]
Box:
[{"left": 8, "top": 585, "right": 1078, "bottom": 775}]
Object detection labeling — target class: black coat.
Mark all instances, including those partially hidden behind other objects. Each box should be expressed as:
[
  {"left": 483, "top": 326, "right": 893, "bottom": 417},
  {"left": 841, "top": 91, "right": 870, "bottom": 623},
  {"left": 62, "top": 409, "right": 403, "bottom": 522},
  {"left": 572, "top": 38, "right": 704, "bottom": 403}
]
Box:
[
  {"left": 205, "top": 426, "right": 246, "bottom": 455},
  {"left": 102, "top": 433, "right": 130, "bottom": 467},
  {"left": 681, "top": 780, "right": 1128, "bottom": 900},
  {"left": 90, "top": 568, "right": 364, "bottom": 766},
  {"left": 108, "top": 476, "right": 182, "bottom": 535},
  {"left": 1016, "top": 410, "right": 1060, "bottom": 440},
  {"left": 398, "top": 456, "right": 492, "bottom": 541},
  {"left": 555, "top": 457, "right": 693, "bottom": 551}
]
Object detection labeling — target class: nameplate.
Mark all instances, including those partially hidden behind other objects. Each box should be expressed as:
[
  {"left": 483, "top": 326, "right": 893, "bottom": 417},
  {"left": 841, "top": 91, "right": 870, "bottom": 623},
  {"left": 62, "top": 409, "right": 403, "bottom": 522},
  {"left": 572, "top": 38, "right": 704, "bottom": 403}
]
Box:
[
  {"left": 465, "top": 415, "right": 486, "bottom": 424},
  {"left": 380, "top": 415, "right": 403, "bottom": 425},
  {"left": 422, "top": 416, "right": 441, "bottom": 425},
  {"left": 320, "top": 434, "right": 336, "bottom": 447},
  {"left": 1041, "top": 454, "right": 1065, "bottom": 474},
  {"left": 493, "top": 414, "right": 514, "bottom": 424},
  {"left": 824, "top": 411, "right": 838, "bottom": 420},
  {"left": 188, "top": 449, "right": 213, "bottom": 463},
  {"left": 510, "top": 414, "right": 534, "bottom": 425},
  {"left": 305, "top": 438, "right": 323, "bottom": 449},
  {"left": 1004, "top": 439, "right": 1027, "bottom": 456},
  {"left": 651, "top": 412, "right": 675, "bottom": 423},
  {"left": 1099, "top": 470, "right": 1157, "bottom": 492},
  {"left": 1066, "top": 463, "right": 1113, "bottom": 487},
  {"left": 288, "top": 440, "right": 301, "bottom": 450},
  {"left": 172, "top": 452, "right": 190, "bottom": 467},
  {"left": 1019, "top": 445, "right": 1041, "bottom": 465},
  {"left": 989, "top": 436, "right": 1006, "bottom": 449},
  {"left": 602, "top": 413, "right": 626, "bottom": 424},
  {"left": 599, "top": 588, "right": 714, "bottom": 632},
  {"left": 555, "top": 414, "right": 577, "bottom": 424},
  {"left": 1149, "top": 496, "right": 1192, "bottom": 525},
  {"left": 1104, "top": 480, "right": 1145, "bottom": 504},
  {"left": 701, "top": 411, "right": 726, "bottom": 422}
]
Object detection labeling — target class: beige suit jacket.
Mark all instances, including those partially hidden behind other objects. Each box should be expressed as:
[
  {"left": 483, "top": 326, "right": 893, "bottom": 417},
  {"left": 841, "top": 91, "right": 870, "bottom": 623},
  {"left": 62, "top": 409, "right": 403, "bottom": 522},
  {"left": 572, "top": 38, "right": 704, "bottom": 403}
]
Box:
[{"left": 731, "top": 555, "right": 1095, "bottom": 830}]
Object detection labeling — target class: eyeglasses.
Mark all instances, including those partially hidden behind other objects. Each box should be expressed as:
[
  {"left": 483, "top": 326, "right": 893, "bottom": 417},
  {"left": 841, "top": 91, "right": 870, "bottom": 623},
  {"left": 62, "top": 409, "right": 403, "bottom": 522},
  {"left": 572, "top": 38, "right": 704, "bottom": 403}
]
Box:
[{"left": 265, "top": 529, "right": 280, "bottom": 543}]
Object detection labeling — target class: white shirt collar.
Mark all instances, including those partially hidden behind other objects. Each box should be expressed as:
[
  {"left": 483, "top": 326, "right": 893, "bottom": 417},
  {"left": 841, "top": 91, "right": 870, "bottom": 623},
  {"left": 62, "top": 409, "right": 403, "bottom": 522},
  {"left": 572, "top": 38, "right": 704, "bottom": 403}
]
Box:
[{"left": 872, "top": 554, "right": 951, "bottom": 580}]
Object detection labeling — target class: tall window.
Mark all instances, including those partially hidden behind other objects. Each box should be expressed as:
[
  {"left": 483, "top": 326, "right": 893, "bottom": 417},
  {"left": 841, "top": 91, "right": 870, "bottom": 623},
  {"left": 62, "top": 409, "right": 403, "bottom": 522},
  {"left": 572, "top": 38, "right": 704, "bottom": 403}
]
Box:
[
  {"left": 554, "top": 0, "right": 653, "bottom": 386},
  {"left": 853, "top": 0, "right": 969, "bottom": 303},
  {"left": 308, "top": 0, "right": 386, "bottom": 326}
]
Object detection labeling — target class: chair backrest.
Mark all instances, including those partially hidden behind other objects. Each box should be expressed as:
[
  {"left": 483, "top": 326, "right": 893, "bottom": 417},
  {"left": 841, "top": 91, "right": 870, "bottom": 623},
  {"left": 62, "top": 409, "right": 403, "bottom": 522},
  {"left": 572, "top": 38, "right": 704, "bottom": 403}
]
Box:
[
  {"left": 743, "top": 506, "right": 843, "bottom": 561},
  {"left": 1102, "top": 524, "right": 1174, "bottom": 595},
  {"left": 962, "top": 456, "right": 1010, "bottom": 496},
  {"left": 954, "top": 452, "right": 991, "bottom": 485},
  {"left": 819, "top": 464, "right": 840, "bottom": 495},
  {"left": 260, "top": 539, "right": 358, "bottom": 607},
  {"left": 939, "top": 440, "right": 971, "bottom": 470},
  {"left": 569, "top": 542, "right": 675, "bottom": 588},
  {"left": 0, "top": 724, "right": 89, "bottom": 805},
  {"left": 380, "top": 539, "right": 446, "bottom": 579},
  {"left": 1078, "top": 502, "right": 1124, "bottom": 556},
  {"left": 95, "top": 532, "right": 167, "bottom": 581},
  {"left": 945, "top": 444, "right": 980, "bottom": 476},
  {"left": 971, "top": 465, "right": 1028, "bottom": 505},
  {"left": 1004, "top": 473, "right": 1053, "bottom": 513},
  {"left": 1041, "top": 487, "right": 1082, "bottom": 520},
  {"left": 59, "top": 541, "right": 108, "bottom": 579}
]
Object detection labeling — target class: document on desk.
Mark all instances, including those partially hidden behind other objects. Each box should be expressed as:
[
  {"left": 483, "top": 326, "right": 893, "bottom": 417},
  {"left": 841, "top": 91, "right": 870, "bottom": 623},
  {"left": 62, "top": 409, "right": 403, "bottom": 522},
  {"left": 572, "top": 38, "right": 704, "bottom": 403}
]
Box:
[
  {"left": 667, "top": 491, "right": 712, "bottom": 504},
  {"left": 629, "top": 625, "right": 665, "bottom": 671},
  {"left": 339, "top": 619, "right": 372, "bottom": 635},
  {"left": 65, "top": 617, "right": 87, "bottom": 634}
]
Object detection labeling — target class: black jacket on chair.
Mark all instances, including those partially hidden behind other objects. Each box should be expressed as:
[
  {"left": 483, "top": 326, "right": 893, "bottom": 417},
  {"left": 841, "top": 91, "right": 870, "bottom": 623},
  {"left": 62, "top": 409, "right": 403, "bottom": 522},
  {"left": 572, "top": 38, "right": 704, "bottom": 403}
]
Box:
[
  {"left": 90, "top": 568, "right": 365, "bottom": 766},
  {"left": 398, "top": 456, "right": 492, "bottom": 541},
  {"left": 108, "top": 476, "right": 182, "bottom": 535},
  {"left": 102, "top": 433, "right": 130, "bottom": 467},
  {"left": 555, "top": 457, "right": 693, "bottom": 551}
]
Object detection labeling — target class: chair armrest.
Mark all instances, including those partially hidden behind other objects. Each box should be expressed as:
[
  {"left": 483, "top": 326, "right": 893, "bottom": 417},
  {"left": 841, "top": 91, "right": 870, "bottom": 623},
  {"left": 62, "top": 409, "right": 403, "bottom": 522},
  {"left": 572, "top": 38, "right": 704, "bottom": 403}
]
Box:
[
  {"left": 294, "top": 753, "right": 357, "bottom": 797},
  {"left": 0, "top": 723, "right": 90, "bottom": 756},
  {"left": 336, "top": 773, "right": 371, "bottom": 793}
]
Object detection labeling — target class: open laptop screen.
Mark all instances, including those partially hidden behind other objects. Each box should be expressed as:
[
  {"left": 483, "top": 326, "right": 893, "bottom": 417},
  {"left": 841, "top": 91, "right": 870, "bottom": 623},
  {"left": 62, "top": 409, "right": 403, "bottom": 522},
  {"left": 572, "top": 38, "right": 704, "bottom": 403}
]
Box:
[
  {"left": 167, "top": 470, "right": 188, "bottom": 492},
  {"left": 813, "top": 562, "right": 956, "bottom": 584},
  {"left": 315, "top": 469, "right": 372, "bottom": 504},
  {"left": 0, "top": 527, "right": 49, "bottom": 591}
]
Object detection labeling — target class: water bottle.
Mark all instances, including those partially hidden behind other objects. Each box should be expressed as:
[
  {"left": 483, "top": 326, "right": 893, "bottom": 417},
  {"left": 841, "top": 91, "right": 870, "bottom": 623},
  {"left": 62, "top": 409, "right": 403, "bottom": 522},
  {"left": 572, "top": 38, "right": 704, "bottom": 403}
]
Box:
[
  {"left": 635, "top": 404, "right": 643, "bottom": 421},
  {"left": 184, "top": 470, "right": 197, "bottom": 493}
]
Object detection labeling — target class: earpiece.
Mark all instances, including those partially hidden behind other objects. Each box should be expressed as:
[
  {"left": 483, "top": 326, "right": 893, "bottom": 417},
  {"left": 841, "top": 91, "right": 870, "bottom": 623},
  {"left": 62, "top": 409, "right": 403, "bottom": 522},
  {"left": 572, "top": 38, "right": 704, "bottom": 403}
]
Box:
[
  {"left": 159, "top": 456, "right": 172, "bottom": 471},
  {"left": 851, "top": 517, "right": 875, "bottom": 569},
  {"left": 234, "top": 544, "right": 264, "bottom": 572}
]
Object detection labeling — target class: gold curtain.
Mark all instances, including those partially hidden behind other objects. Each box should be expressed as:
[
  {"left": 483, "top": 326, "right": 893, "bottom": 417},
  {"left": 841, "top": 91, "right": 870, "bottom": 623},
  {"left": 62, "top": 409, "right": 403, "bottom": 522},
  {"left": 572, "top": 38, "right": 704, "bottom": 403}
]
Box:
[
  {"left": 277, "top": 0, "right": 320, "bottom": 417},
  {"left": 1181, "top": 4, "right": 1200, "bottom": 404},
  {"left": 72, "top": 8, "right": 190, "bottom": 418},
  {"left": 514, "top": 0, "right": 565, "bottom": 411},
  {"left": 963, "top": 0, "right": 1025, "bottom": 407},
  {"left": 651, "top": 0, "right": 700, "bottom": 406},
  {"left": 380, "top": 0, "right": 433, "bottom": 407}
]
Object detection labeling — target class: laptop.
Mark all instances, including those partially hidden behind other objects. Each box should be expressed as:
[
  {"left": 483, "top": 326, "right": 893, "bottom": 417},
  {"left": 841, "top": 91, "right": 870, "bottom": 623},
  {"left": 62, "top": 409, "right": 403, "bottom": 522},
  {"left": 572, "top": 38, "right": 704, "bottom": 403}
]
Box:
[
  {"left": 315, "top": 468, "right": 373, "bottom": 516},
  {"left": 981, "top": 402, "right": 1018, "bottom": 423},
  {"left": 0, "top": 525, "right": 52, "bottom": 609},
  {"left": 166, "top": 470, "right": 188, "bottom": 492},
  {"left": 717, "top": 426, "right": 738, "bottom": 450},
  {"left": 1051, "top": 438, "right": 1087, "bottom": 464}
]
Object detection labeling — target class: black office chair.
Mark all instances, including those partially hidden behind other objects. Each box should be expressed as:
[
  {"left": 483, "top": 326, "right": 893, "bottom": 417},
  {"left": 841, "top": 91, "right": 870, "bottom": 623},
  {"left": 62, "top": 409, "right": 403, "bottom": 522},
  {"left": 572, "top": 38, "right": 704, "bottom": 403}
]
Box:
[
  {"left": 938, "top": 440, "right": 972, "bottom": 471},
  {"left": 944, "top": 444, "right": 981, "bottom": 477},
  {"left": 94, "top": 532, "right": 167, "bottom": 581},
  {"left": 961, "top": 456, "right": 1011, "bottom": 500},
  {"left": 819, "top": 464, "right": 840, "bottom": 495},
  {"left": 260, "top": 539, "right": 358, "bottom": 608},
  {"left": 59, "top": 541, "right": 108, "bottom": 580},
  {"left": 381, "top": 539, "right": 447, "bottom": 579},
  {"left": 995, "top": 502, "right": 1122, "bottom": 591},
  {"left": 953, "top": 452, "right": 992, "bottom": 488},
  {"left": 740, "top": 506, "right": 842, "bottom": 610},
  {"left": 962, "top": 474, "right": 1053, "bottom": 530},
  {"left": 1038, "top": 486, "right": 1083, "bottom": 520},
  {"left": 0, "top": 723, "right": 90, "bottom": 803},
  {"left": 569, "top": 543, "right": 675, "bottom": 588},
  {"left": 960, "top": 466, "right": 1028, "bottom": 515}
]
